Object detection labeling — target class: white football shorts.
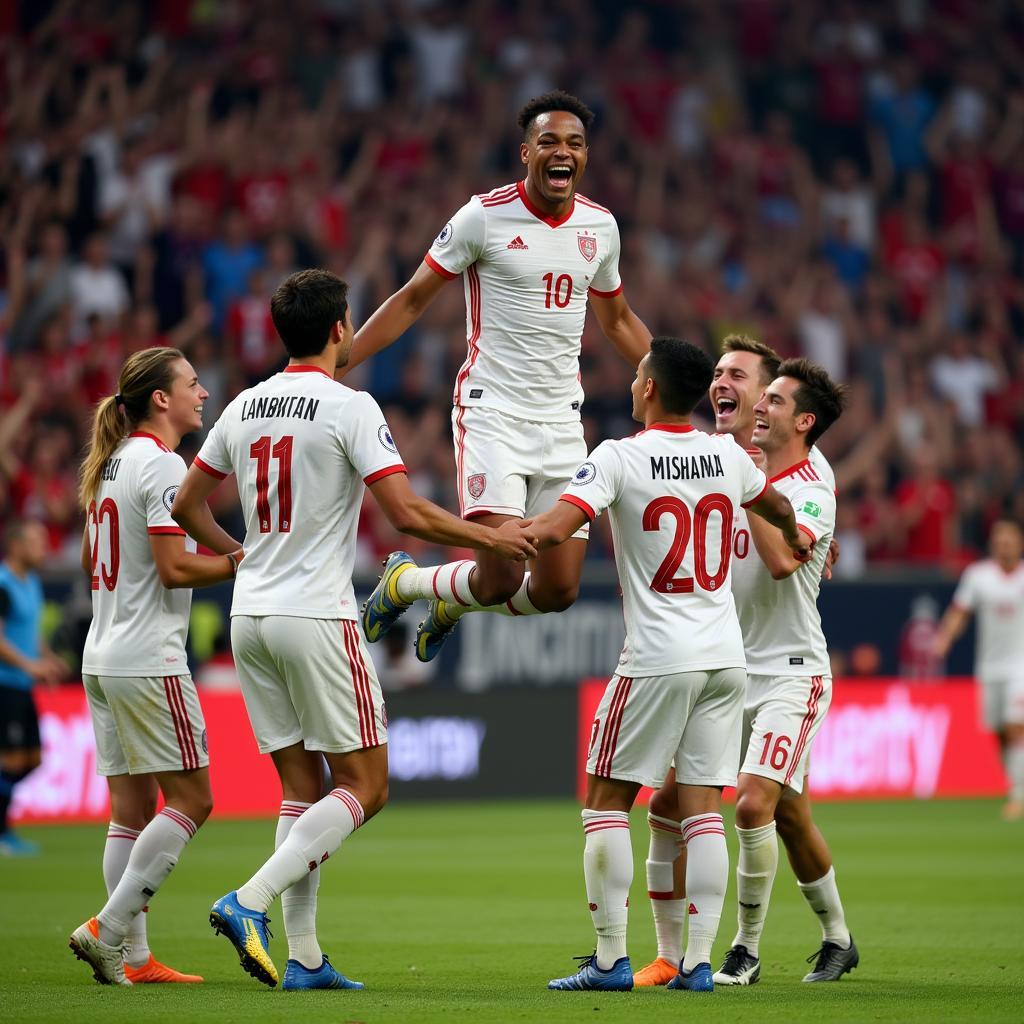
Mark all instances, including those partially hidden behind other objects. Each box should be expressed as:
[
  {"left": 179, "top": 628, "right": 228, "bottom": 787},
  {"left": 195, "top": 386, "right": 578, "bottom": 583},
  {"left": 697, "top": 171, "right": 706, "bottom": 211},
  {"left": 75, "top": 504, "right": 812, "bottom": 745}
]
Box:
[
  {"left": 740, "top": 673, "right": 833, "bottom": 794},
  {"left": 587, "top": 668, "right": 746, "bottom": 789},
  {"left": 977, "top": 673, "right": 1024, "bottom": 731},
  {"left": 83, "top": 673, "right": 208, "bottom": 776},
  {"left": 230, "top": 615, "right": 387, "bottom": 754},
  {"left": 451, "top": 405, "right": 589, "bottom": 538}
]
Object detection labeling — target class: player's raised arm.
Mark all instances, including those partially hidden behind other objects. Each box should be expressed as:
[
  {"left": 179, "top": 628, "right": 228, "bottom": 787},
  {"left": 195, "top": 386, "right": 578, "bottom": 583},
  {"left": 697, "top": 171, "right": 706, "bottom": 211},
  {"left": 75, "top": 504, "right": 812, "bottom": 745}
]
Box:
[
  {"left": 367, "top": 472, "right": 536, "bottom": 561},
  {"left": 589, "top": 289, "right": 652, "bottom": 368}
]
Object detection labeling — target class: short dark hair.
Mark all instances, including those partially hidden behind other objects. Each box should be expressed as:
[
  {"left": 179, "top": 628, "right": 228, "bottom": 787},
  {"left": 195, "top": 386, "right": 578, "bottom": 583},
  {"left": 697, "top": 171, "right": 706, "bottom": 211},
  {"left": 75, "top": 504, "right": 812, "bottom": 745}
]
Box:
[
  {"left": 647, "top": 337, "right": 715, "bottom": 415},
  {"left": 270, "top": 269, "right": 349, "bottom": 359},
  {"left": 776, "top": 358, "right": 848, "bottom": 446},
  {"left": 517, "top": 90, "right": 595, "bottom": 139},
  {"left": 722, "top": 334, "right": 781, "bottom": 385}
]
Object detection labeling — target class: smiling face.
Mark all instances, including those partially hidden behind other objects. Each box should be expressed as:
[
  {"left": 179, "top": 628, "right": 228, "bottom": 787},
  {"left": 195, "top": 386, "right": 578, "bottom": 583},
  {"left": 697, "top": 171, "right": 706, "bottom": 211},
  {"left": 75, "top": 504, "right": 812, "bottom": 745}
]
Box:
[
  {"left": 710, "top": 350, "right": 769, "bottom": 440},
  {"left": 160, "top": 358, "right": 209, "bottom": 435},
  {"left": 520, "top": 110, "right": 588, "bottom": 209},
  {"left": 752, "top": 375, "right": 814, "bottom": 453}
]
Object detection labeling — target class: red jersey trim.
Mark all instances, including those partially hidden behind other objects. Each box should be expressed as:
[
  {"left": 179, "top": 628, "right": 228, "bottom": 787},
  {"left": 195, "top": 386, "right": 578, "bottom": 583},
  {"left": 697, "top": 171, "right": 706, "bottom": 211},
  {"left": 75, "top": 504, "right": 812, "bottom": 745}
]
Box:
[
  {"left": 588, "top": 283, "right": 623, "bottom": 298},
  {"left": 560, "top": 493, "right": 596, "bottom": 521},
  {"left": 798, "top": 524, "right": 817, "bottom": 544},
  {"left": 477, "top": 183, "right": 518, "bottom": 203},
  {"left": 741, "top": 477, "right": 770, "bottom": 508},
  {"left": 194, "top": 456, "right": 228, "bottom": 480},
  {"left": 363, "top": 464, "right": 406, "bottom": 486},
  {"left": 147, "top": 526, "right": 186, "bottom": 536},
  {"left": 770, "top": 458, "right": 813, "bottom": 484},
  {"left": 645, "top": 423, "right": 695, "bottom": 434},
  {"left": 283, "top": 364, "right": 331, "bottom": 377},
  {"left": 576, "top": 193, "right": 611, "bottom": 214},
  {"left": 516, "top": 180, "right": 576, "bottom": 228},
  {"left": 424, "top": 252, "right": 458, "bottom": 280},
  {"left": 129, "top": 431, "right": 171, "bottom": 453}
]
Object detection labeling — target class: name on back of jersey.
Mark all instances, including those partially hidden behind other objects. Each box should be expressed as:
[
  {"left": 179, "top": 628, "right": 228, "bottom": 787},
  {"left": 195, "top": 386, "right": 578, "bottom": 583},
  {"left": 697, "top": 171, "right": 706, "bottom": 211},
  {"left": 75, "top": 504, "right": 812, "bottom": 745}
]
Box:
[
  {"left": 241, "top": 394, "right": 321, "bottom": 422},
  {"left": 650, "top": 453, "right": 724, "bottom": 481}
]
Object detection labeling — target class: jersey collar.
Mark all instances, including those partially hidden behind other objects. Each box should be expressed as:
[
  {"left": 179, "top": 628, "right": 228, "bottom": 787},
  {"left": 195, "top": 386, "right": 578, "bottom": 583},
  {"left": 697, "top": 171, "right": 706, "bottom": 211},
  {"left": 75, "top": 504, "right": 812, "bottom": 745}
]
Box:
[
  {"left": 128, "top": 430, "right": 171, "bottom": 452},
  {"left": 769, "top": 457, "right": 811, "bottom": 483},
  {"left": 284, "top": 364, "right": 332, "bottom": 378},
  {"left": 643, "top": 423, "right": 695, "bottom": 434},
  {"left": 516, "top": 180, "right": 576, "bottom": 228}
]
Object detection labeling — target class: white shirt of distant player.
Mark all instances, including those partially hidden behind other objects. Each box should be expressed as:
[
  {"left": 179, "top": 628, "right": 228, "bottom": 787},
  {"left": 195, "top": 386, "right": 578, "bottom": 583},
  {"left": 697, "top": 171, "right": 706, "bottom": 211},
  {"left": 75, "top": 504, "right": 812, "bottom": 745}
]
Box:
[
  {"left": 82, "top": 433, "right": 196, "bottom": 677},
  {"left": 426, "top": 181, "right": 622, "bottom": 424},
  {"left": 731, "top": 448, "right": 836, "bottom": 676},
  {"left": 195, "top": 366, "right": 405, "bottom": 620},
  {"left": 951, "top": 558, "right": 1024, "bottom": 681},
  {"left": 561, "top": 425, "right": 768, "bottom": 677}
]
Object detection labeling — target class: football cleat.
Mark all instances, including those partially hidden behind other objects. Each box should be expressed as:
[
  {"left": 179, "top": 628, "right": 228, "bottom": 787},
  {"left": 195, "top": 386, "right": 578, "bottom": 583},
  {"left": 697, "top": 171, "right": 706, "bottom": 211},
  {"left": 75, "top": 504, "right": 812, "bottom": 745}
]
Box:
[
  {"left": 0, "top": 830, "right": 39, "bottom": 856},
  {"left": 415, "top": 599, "right": 459, "bottom": 662},
  {"left": 283, "top": 955, "right": 364, "bottom": 990},
  {"left": 667, "top": 962, "right": 714, "bottom": 992},
  {"left": 713, "top": 944, "right": 761, "bottom": 985},
  {"left": 802, "top": 937, "right": 859, "bottom": 982},
  {"left": 209, "top": 891, "right": 278, "bottom": 987},
  {"left": 547, "top": 953, "right": 633, "bottom": 991},
  {"left": 69, "top": 917, "right": 131, "bottom": 986},
  {"left": 124, "top": 954, "right": 203, "bottom": 983},
  {"left": 632, "top": 956, "right": 679, "bottom": 987},
  {"left": 361, "top": 551, "right": 415, "bottom": 643}
]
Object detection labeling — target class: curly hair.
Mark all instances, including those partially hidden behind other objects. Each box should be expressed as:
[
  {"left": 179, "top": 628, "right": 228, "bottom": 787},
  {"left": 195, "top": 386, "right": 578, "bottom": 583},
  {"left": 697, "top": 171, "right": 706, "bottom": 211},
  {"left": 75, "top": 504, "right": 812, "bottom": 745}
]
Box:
[{"left": 516, "top": 90, "right": 595, "bottom": 138}]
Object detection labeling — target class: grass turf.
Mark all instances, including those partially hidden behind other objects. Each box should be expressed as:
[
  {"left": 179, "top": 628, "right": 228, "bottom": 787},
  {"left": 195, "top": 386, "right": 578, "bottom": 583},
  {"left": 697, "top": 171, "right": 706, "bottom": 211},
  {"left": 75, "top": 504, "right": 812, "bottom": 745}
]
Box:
[{"left": 1, "top": 798, "right": 1021, "bottom": 1022}]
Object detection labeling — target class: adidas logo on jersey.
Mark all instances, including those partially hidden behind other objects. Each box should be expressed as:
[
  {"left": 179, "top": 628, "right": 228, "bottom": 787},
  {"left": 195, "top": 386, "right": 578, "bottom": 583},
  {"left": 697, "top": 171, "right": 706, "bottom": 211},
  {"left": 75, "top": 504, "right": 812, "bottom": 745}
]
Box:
[{"left": 507, "top": 235, "right": 529, "bottom": 250}]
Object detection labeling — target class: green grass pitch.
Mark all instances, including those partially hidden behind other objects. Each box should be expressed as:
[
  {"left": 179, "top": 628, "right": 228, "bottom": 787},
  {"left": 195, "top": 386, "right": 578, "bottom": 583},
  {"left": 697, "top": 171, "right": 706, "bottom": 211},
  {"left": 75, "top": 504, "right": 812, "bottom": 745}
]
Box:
[{"left": 1, "top": 798, "right": 1021, "bottom": 1022}]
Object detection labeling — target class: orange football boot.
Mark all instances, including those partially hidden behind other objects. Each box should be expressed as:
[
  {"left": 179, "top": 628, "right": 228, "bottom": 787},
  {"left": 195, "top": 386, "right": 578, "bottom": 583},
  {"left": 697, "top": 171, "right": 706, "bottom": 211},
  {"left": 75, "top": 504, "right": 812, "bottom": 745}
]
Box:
[
  {"left": 124, "top": 955, "right": 203, "bottom": 983},
  {"left": 631, "top": 956, "right": 679, "bottom": 987}
]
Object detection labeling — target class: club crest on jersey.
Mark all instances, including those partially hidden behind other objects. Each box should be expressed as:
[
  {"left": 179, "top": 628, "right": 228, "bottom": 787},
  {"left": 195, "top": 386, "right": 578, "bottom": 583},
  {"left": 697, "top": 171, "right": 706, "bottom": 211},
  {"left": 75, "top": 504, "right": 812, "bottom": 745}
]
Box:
[
  {"left": 162, "top": 485, "right": 179, "bottom": 513},
  {"left": 577, "top": 232, "right": 597, "bottom": 262},
  {"left": 802, "top": 500, "right": 822, "bottom": 517},
  {"left": 435, "top": 222, "right": 453, "bottom": 247},
  {"left": 468, "top": 474, "right": 486, "bottom": 499},
  {"left": 573, "top": 461, "right": 597, "bottom": 485},
  {"left": 378, "top": 424, "right": 398, "bottom": 453}
]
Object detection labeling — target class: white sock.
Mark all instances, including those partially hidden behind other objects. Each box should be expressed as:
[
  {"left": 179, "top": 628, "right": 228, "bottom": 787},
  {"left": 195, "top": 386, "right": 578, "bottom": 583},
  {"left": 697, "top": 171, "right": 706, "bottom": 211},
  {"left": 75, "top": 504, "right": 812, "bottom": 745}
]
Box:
[
  {"left": 681, "top": 813, "right": 728, "bottom": 971},
  {"left": 97, "top": 807, "right": 197, "bottom": 945},
  {"left": 398, "top": 565, "right": 543, "bottom": 621},
  {"left": 581, "top": 808, "right": 632, "bottom": 970},
  {"left": 797, "top": 866, "right": 851, "bottom": 948},
  {"left": 236, "top": 789, "right": 364, "bottom": 914},
  {"left": 732, "top": 822, "right": 778, "bottom": 957},
  {"left": 277, "top": 801, "right": 323, "bottom": 968},
  {"left": 103, "top": 822, "right": 150, "bottom": 967},
  {"left": 645, "top": 813, "right": 685, "bottom": 963},
  {"left": 1006, "top": 741, "right": 1024, "bottom": 803}
]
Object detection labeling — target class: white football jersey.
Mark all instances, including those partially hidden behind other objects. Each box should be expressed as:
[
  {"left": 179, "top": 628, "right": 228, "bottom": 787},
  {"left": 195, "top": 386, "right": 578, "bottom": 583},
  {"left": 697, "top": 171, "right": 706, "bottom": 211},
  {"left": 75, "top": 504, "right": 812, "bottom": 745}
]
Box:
[
  {"left": 951, "top": 559, "right": 1024, "bottom": 680},
  {"left": 195, "top": 366, "right": 405, "bottom": 619},
  {"left": 561, "top": 425, "right": 768, "bottom": 677},
  {"left": 731, "top": 455, "right": 836, "bottom": 676},
  {"left": 426, "top": 181, "right": 622, "bottom": 423},
  {"left": 82, "top": 432, "right": 195, "bottom": 676}
]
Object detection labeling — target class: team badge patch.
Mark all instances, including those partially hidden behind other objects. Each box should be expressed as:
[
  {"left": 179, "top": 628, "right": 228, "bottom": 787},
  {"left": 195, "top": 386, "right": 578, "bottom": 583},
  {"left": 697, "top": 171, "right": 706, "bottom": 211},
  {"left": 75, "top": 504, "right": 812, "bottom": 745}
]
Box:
[
  {"left": 435, "top": 222, "right": 453, "bottom": 247},
  {"left": 467, "top": 474, "right": 486, "bottom": 499},
  {"left": 378, "top": 424, "right": 398, "bottom": 453},
  {"left": 578, "top": 232, "right": 597, "bottom": 262},
  {"left": 801, "top": 501, "right": 822, "bottom": 517},
  {"left": 573, "top": 461, "right": 597, "bottom": 485},
  {"left": 162, "top": 485, "right": 179, "bottom": 513}
]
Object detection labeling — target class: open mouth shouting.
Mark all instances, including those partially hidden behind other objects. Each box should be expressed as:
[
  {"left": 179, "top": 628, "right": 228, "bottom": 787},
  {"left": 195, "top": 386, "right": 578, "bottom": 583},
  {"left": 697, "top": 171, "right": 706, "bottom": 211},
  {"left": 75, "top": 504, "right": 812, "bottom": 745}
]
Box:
[
  {"left": 713, "top": 393, "right": 739, "bottom": 428},
  {"left": 546, "top": 163, "right": 574, "bottom": 192}
]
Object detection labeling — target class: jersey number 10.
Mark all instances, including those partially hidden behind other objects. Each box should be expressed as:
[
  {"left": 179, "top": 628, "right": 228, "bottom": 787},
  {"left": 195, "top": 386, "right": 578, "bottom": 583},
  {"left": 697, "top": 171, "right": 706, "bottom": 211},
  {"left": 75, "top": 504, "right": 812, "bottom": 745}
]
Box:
[{"left": 250, "top": 435, "right": 294, "bottom": 533}]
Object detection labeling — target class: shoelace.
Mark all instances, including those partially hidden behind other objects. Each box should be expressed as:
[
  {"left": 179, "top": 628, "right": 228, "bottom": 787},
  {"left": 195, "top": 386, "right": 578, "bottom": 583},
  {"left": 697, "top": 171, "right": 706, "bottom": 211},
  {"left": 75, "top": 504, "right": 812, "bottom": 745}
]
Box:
[
  {"left": 805, "top": 942, "right": 836, "bottom": 969},
  {"left": 572, "top": 952, "right": 598, "bottom": 970},
  {"left": 723, "top": 947, "right": 751, "bottom": 972}
]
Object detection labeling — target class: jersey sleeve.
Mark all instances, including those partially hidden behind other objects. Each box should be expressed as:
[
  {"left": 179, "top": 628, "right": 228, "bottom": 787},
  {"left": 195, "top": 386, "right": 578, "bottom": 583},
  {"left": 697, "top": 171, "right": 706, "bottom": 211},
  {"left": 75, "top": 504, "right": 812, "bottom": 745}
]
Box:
[
  {"left": 338, "top": 391, "right": 408, "bottom": 485},
  {"left": 194, "top": 413, "right": 232, "bottom": 480},
  {"left": 588, "top": 217, "right": 623, "bottom": 297},
  {"left": 559, "top": 441, "right": 622, "bottom": 521},
  {"left": 787, "top": 480, "right": 837, "bottom": 544},
  {"left": 139, "top": 452, "right": 189, "bottom": 536},
  {"left": 952, "top": 567, "right": 978, "bottom": 611},
  {"left": 731, "top": 445, "right": 769, "bottom": 508},
  {"left": 424, "top": 198, "right": 486, "bottom": 280}
]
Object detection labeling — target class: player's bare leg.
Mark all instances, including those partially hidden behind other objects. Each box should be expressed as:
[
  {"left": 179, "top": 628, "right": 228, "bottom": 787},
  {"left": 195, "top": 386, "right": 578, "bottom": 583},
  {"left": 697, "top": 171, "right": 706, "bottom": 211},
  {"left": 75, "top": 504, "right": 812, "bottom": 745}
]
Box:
[
  {"left": 548, "top": 774, "right": 639, "bottom": 991},
  {"left": 1001, "top": 723, "right": 1024, "bottom": 820}
]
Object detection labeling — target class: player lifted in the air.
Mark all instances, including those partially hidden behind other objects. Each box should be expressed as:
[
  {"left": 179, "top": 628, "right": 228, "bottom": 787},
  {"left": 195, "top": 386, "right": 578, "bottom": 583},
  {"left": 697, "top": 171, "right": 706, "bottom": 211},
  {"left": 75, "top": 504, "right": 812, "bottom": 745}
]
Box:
[
  {"left": 355, "top": 90, "right": 651, "bottom": 660},
  {"left": 524, "top": 338, "right": 809, "bottom": 992}
]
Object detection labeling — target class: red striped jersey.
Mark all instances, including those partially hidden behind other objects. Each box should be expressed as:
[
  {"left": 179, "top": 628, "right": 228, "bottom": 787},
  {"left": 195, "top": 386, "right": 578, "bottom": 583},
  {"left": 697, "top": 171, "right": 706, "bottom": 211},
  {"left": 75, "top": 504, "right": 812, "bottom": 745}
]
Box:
[
  {"left": 425, "top": 180, "right": 622, "bottom": 423},
  {"left": 194, "top": 366, "right": 405, "bottom": 620},
  {"left": 560, "top": 425, "right": 767, "bottom": 677},
  {"left": 82, "top": 432, "right": 195, "bottom": 676},
  {"left": 731, "top": 452, "right": 836, "bottom": 675}
]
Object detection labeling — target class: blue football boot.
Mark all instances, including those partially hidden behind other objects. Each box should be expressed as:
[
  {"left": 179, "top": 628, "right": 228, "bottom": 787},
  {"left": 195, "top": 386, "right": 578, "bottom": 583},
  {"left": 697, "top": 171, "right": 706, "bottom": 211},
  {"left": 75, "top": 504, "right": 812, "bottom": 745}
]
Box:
[
  {"left": 548, "top": 953, "right": 633, "bottom": 991},
  {"left": 283, "top": 955, "right": 364, "bottom": 990},
  {"left": 209, "top": 891, "right": 278, "bottom": 987},
  {"left": 415, "top": 599, "right": 459, "bottom": 662},
  {"left": 667, "top": 961, "right": 714, "bottom": 992},
  {"left": 362, "top": 551, "right": 415, "bottom": 643}
]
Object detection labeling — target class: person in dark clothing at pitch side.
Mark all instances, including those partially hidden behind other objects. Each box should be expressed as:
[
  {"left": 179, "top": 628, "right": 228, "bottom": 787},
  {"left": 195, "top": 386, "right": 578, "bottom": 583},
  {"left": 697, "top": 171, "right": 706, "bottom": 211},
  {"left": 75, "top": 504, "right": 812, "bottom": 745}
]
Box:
[{"left": 0, "top": 520, "right": 65, "bottom": 855}]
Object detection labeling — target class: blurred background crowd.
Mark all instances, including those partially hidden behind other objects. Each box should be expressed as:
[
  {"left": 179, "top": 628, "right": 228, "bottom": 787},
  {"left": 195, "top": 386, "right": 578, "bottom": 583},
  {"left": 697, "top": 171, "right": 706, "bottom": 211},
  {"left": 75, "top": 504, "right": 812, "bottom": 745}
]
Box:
[{"left": 2, "top": 0, "right": 1024, "bottom": 584}]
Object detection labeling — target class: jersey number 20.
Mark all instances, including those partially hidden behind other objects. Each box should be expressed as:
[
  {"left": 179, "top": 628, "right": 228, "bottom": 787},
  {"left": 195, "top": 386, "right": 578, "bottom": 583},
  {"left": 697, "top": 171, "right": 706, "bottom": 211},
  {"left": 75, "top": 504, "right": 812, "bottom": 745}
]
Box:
[
  {"left": 87, "top": 498, "right": 120, "bottom": 591},
  {"left": 250, "top": 435, "right": 293, "bottom": 533},
  {"left": 643, "top": 493, "right": 733, "bottom": 594}
]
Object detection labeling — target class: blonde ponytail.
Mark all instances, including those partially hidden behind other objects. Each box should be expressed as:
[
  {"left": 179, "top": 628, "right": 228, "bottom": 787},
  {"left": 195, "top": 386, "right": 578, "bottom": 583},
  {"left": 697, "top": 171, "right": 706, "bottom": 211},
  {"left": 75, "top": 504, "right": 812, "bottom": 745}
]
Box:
[{"left": 78, "top": 346, "right": 186, "bottom": 508}]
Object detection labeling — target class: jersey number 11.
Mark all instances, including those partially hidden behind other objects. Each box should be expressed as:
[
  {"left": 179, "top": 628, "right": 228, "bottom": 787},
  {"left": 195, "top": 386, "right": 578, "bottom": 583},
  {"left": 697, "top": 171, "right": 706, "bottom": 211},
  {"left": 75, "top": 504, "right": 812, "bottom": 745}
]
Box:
[{"left": 250, "top": 435, "right": 294, "bottom": 533}]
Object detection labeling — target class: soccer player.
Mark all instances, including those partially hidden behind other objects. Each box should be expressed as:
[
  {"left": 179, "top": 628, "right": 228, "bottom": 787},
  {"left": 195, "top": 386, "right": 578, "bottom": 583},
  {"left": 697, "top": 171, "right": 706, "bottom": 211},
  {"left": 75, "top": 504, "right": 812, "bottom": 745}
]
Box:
[
  {"left": 933, "top": 519, "right": 1024, "bottom": 820},
  {"left": 0, "top": 520, "right": 65, "bottom": 856},
  {"left": 171, "top": 269, "right": 534, "bottom": 990},
  {"left": 355, "top": 90, "right": 651, "bottom": 661},
  {"left": 634, "top": 341, "right": 858, "bottom": 988},
  {"left": 71, "top": 347, "right": 245, "bottom": 986},
  {"left": 521, "top": 337, "right": 808, "bottom": 992}
]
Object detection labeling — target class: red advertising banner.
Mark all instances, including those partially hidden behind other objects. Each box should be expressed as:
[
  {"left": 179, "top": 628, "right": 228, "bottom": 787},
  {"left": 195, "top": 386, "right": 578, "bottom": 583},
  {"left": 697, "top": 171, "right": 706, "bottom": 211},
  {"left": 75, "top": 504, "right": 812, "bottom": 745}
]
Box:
[{"left": 577, "top": 677, "right": 1007, "bottom": 803}]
